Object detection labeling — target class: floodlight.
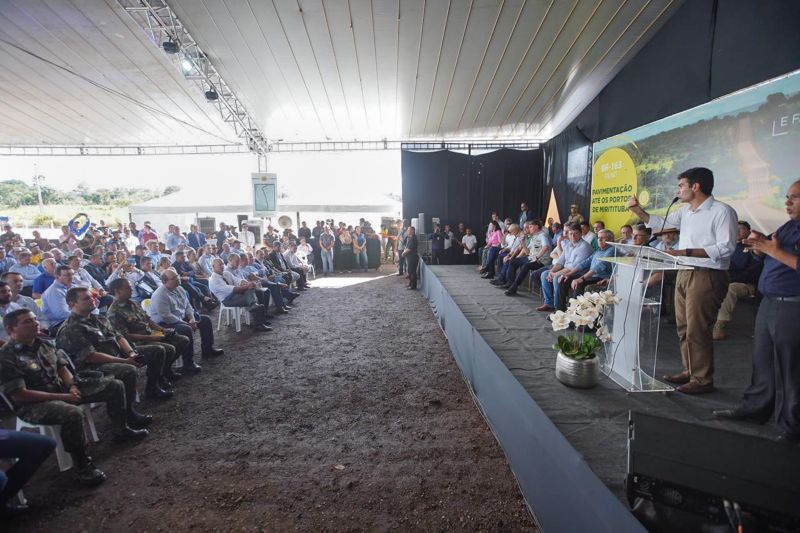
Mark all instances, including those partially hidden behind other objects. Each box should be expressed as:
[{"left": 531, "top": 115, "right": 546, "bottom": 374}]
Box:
[
  {"left": 181, "top": 59, "right": 193, "bottom": 72},
  {"left": 205, "top": 88, "right": 219, "bottom": 101},
  {"left": 162, "top": 40, "right": 179, "bottom": 54}
]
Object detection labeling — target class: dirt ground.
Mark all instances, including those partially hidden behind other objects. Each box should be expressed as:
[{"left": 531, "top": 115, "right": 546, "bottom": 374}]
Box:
[{"left": 5, "top": 268, "right": 535, "bottom": 531}]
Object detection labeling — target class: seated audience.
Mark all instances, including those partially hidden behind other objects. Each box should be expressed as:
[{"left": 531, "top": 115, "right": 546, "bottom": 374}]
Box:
[
  {"left": 209, "top": 258, "right": 271, "bottom": 332},
  {"left": 579, "top": 222, "right": 597, "bottom": 249},
  {"left": 165, "top": 226, "right": 187, "bottom": 252},
  {"left": 149, "top": 269, "right": 222, "bottom": 373},
  {"left": 653, "top": 226, "right": 680, "bottom": 251},
  {"left": 41, "top": 265, "right": 77, "bottom": 332},
  {"left": 632, "top": 224, "right": 652, "bottom": 247},
  {"left": 32, "top": 258, "right": 57, "bottom": 298},
  {"left": 30, "top": 230, "right": 50, "bottom": 251},
  {"left": 9, "top": 251, "right": 39, "bottom": 297},
  {"left": 505, "top": 220, "right": 551, "bottom": 296},
  {"left": 284, "top": 243, "right": 310, "bottom": 289},
  {"left": 538, "top": 224, "right": 593, "bottom": 312},
  {"left": 480, "top": 220, "right": 504, "bottom": 278},
  {"left": 570, "top": 229, "right": 616, "bottom": 296},
  {"left": 489, "top": 225, "right": 524, "bottom": 286},
  {"left": 713, "top": 220, "right": 763, "bottom": 340},
  {"left": 1, "top": 272, "right": 47, "bottom": 330},
  {"left": 28, "top": 244, "right": 43, "bottom": 266},
  {"left": 57, "top": 225, "right": 78, "bottom": 252},
  {"left": 0, "top": 429, "right": 55, "bottom": 517},
  {"left": 67, "top": 255, "right": 111, "bottom": 309},
  {"left": 0, "top": 248, "right": 16, "bottom": 274},
  {"left": 84, "top": 254, "right": 109, "bottom": 288},
  {"left": 56, "top": 288, "right": 153, "bottom": 424},
  {"left": 106, "top": 278, "right": 184, "bottom": 398},
  {"left": 172, "top": 250, "right": 216, "bottom": 311},
  {"left": 619, "top": 224, "right": 633, "bottom": 244},
  {"left": 0, "top": 309, "right": 143, "bottom": 486}
]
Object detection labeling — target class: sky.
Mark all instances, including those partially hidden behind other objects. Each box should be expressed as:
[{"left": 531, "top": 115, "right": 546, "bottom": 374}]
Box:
[{"left": 0, "top": 150, "right": 402, "bottom": 200}]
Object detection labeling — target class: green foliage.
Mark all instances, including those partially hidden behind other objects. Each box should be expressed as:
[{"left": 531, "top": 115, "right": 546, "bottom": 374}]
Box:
[
  {"left": 30, "top": 213, "right": 62, "bottom": 226},
  {"left": 0, "top": 179, "right": 174, "bottom": 208},
  {"left": 163, "top": 185, "right": 181, "bottom": 196},
  {"left": 553, "top": 334, "right": 602, "bottom": 361}
]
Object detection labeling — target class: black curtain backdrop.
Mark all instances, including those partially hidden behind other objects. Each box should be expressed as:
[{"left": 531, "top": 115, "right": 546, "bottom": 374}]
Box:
[
  {"left": 401, "top": 148, "right": 545, "bottom": 243},
  {"left": 571, "top": 0, "right": 800, "bottom": 143},
  {"left": 543, "top": 127, "right": 592, "bottom": 224}
]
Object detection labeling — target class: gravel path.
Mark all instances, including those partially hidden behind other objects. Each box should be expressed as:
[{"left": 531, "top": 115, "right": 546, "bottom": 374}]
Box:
[{"left": 7, "top": 268, "right": 535, "bottom": 531}]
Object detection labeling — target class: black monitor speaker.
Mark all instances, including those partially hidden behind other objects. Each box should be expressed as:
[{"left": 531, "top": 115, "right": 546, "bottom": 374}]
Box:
[{"left": 627, "top": 411, "right": 800, "bottom": 532}]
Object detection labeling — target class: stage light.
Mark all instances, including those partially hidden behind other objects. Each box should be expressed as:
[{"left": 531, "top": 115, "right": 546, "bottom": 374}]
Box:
[
  {"left": 162, "top": 40, "right": 179, "bottom": 54},
  {"left": 205, "top": 88, "right": 219, "bottom": 101},
  {"left": 181, "top": 59, "right": 193, "bottom": 72}
]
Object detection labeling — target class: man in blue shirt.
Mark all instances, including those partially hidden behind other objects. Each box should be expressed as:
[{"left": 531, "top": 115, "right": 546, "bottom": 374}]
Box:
[
  {"left": 9, "top": 252, "right": 39, "bottom": 297},
  {"left": 714, "top": 180, "right": 800, "bottom": 443},
  {"left": 569, "top": 230, "right": 616, "bottom": 296},
  {"left": 538, "top": 224, "right": 593, "bottom": 312},
  {"left": 40, "top": 265, "right": 76, "bottom": 332},
  {"left": 164, "top": 226, "right": 186, "bottom": 252},
  {"left": 187, "top": 224, "right": 207, "bottom": 250},
  {"left": 31, "top": 259, "right": 57, "bottom": 298},
  {"left": 149, "top": 269, "right": 221, "bottom": 373},
  {"left": 146, "top": 240, "right": 162, "bottom": 266},
  {"left": 0, "top": 248, "right": 16, "bottom": 274}
]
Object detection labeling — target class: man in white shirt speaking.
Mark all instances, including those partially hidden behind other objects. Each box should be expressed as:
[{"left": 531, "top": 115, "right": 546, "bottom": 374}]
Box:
[{"left": 628, "top": 167, "right": 737, "bottom": 395}]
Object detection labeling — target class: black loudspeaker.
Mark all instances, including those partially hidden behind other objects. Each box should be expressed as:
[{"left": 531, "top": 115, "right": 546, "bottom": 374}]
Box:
[
  {"left": 417, "top": 213, "right": 432, "bottom": 235},
  {"left": 627, "top": 411, "right": 800, "bottom": 532}
]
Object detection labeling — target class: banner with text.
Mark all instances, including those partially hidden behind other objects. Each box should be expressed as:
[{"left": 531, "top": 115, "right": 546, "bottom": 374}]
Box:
[{"left": 590, "top": 70, "right": 800, "bottom": 233}]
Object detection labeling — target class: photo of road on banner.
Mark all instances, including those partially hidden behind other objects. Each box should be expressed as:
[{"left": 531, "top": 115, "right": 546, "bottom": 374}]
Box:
[{"left": 590, "top": 69, "right": 800, "bottom": 234}]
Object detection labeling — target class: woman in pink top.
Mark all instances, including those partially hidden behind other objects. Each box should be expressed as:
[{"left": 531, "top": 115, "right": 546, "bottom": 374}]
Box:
[{"left": 480, "top": 220, "right": 504, "bottom": 278}]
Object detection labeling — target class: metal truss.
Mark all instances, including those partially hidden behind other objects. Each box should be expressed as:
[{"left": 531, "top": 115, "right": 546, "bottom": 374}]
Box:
[
  {"left": 116, "top": 0, "right": 268, "bottom": 155},
  {"left": 0, "top": 144, "right": 251, "bottom": 157},
  {"left": 266, "top": 140, "right": 541, "bottom": 153},
  {"left": 401, "top": 141, "right": 541, "bottom": 153},
  {"left": 267, "top": 140, "right": 403, "bottom": 152}
]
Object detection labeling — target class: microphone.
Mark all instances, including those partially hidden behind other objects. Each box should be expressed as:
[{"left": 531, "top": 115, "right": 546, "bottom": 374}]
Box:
[{"left": 650, "top": 196, "right": 679, "bottom": 245}]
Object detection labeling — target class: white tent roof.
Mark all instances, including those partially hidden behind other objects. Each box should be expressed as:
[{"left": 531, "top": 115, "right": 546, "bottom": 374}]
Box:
[
  {"left": 128, "top": 182, "right": 399, "bottom": 215},
  {"left": 0, "top": 0, "right": 679, "bottom": 146}
]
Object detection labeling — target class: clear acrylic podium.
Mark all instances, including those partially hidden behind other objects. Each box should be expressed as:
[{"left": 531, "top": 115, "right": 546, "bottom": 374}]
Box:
[{"left": 598, "top": 243, "right": 694, "bottom": 392}]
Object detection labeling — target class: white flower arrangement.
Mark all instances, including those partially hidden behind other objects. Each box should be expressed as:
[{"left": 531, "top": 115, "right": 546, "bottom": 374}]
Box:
[{"left": 548, "top": 290, "right": 619, "bottom": 360}]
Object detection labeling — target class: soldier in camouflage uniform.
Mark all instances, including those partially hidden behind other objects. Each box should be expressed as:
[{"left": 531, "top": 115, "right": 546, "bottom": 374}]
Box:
[
  {"left": 106, "top": 278, "right": 189, "bottom": 399},
  {"left": 55, "top": 287, "right": 154, "bottom": 426},
  {"left": 0, "top": 309, "right": 149, "bottom": 486}
]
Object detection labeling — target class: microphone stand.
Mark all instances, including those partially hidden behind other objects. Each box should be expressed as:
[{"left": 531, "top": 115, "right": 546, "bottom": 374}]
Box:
[{"left": 649, "top": 196, "right": 679, "bottom": 245}]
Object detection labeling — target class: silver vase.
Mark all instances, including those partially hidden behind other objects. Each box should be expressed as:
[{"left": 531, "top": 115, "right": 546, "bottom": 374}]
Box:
[{"left": 555, "top": 351, "right": 599, "bottom": 388}]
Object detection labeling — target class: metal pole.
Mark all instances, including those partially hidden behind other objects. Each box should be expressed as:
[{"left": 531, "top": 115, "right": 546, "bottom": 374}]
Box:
[{"left": 32, "top": 164, "right": 45, "bottom": 211}]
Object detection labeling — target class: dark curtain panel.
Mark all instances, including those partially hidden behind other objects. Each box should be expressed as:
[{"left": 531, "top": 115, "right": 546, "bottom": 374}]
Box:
[
  {"left": 571, "top": 0, "right": 800, "bottom": 143},
  {"left": 401, "top": 148, "right": 544, "bottom": 243},
  {"left": 542, "top": 127, "right": 592, "bottom": 223}
]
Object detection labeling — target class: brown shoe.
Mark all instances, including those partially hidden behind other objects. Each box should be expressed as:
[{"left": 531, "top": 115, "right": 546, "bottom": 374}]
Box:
[
  {"left": 677, "top": 381, "right": 715, "bottom": 395},
  {"left": 536, "top": 304, "right": 555, "bottom": 312},
  {"left": 662, "top": 371, "right": 690, "bottom": 384}
]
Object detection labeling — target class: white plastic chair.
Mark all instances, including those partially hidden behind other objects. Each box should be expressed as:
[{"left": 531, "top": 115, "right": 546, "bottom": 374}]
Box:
[
  {"left": 1, "top": 390, "right": 98, "bottom": 472},
  {"left": 217, "top": 303, "right": 249, "bottom": 333},
  {"left": 307, "top": 264, "right": 316, "bottom": 279}
]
